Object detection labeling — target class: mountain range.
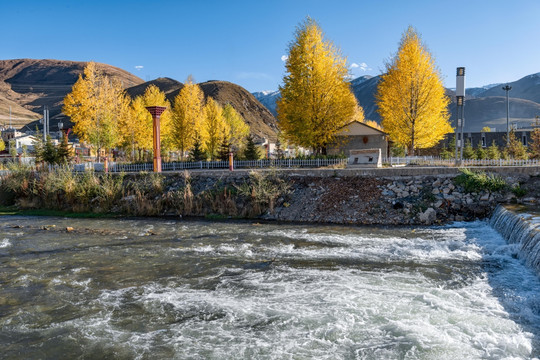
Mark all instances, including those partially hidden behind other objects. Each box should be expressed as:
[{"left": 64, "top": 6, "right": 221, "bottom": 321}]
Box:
[
  {"left": 253, "top": 73, "right": 540, "bottom": 132},
  {"left": 0, "top": 59, "right": 278, "bottom": 140},
  {"left": 0, "top": 59, "right": 143, "bottom": 129},
  {"left": 1, "top": 58, "right": 539, "bottom": 141},
  {"left": 125, "top": 77, "right": 278, "bottom": 140}
]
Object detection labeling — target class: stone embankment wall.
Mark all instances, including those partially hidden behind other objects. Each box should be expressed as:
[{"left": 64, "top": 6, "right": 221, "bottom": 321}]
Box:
[
  {"left": 4, "top": 166, "right": 538, "bottom": 225},
  {"left": 180, "top": 166, "right": 540, "bottom": 225}
]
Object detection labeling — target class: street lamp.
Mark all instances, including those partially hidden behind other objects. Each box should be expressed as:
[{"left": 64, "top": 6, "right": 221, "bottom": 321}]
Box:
[
  {"left": 145, "top": 106, "right": 167, "bottom": 173},
  {"left": 502, "top": 84, "right": 512, "bottom": 144}
]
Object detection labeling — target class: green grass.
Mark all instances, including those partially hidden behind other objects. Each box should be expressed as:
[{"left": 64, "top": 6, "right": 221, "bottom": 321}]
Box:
[
  {"left": 511, "top": 184, "right": 528, "bottom": 198},
  {"left": 454, "top": 168, "right": 508, "bottom": 193}
]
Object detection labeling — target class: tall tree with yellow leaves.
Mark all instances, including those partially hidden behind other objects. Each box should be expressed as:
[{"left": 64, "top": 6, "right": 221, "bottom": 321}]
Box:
[
  {"left": 222, "top": 103, "right": 250, "bottom": 152},
  {"left": 171, "top": 77, "right": 205, "bottom": 158},
  {"left": 529, "top": 116, "right": 540, "bottom": 159},
  {"left": 63, "top": 62, "right": 130, "bottom": 159},
  {"left": 376, "top": 27, "right": 452, "bottom": 155},
  {"left": 277, "top": 18, "right": 358, "bottom": 154},
  {"left": 128, "top": 85, "right": 172, "bottom": 155},
  {"left": 123, "top": 96, "right": 150, "bottom": 158},
  {"left": 201, "top": 98, "right": 229, "bottom": 160}
]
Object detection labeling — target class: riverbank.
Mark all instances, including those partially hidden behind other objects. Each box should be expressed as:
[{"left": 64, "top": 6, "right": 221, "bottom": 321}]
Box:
[{"left": 1, "top": 165, "right": 539, "bottom": 225}]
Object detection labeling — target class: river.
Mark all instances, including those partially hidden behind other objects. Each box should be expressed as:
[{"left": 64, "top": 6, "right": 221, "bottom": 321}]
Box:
[{"left": 0, "top": 216, "right": 539, "bottom": 359}]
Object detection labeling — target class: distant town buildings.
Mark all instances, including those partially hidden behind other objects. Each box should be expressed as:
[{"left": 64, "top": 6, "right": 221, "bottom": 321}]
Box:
[
  {"left": 1, "top": 127, "right": 23, "bottom": 142},
  {"left": 439, "top": 129, "right": 533, "bottom": 149}
]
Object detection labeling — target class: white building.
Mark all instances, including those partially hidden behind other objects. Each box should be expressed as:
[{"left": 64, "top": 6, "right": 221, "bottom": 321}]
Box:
[
  {"left": 1, "top": 128, "right": 24, "bottom": 142},
  {"left": 11, "top": 134, "right": 38, "bottom": 154}
]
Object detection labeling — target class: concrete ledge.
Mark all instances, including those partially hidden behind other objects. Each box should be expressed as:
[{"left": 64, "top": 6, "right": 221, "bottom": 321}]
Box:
[{"left": 177, "top": 166, "right": 540, "bottom": 178}]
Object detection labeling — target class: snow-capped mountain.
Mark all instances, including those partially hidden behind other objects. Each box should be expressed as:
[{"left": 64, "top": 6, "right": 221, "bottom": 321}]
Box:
[
  {"left": 252, "top": 73, "right": 540, "bottom": 132},
  {"left": 252, "top": 90, "right": 280, "bottom": 117}
]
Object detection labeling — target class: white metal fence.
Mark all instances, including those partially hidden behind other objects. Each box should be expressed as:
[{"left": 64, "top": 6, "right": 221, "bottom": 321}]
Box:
[
  {"left": 384, "top": 156, "right": 540, "bottom": 167},
  {"left": 0, "top": 157, "right": 35, "bottom": 166},
  {"left": 2, "top": 157, "right": 538, "bottom": 174},
  {"left": 71, "top": 158, "right": 348, "bottom": 173}
]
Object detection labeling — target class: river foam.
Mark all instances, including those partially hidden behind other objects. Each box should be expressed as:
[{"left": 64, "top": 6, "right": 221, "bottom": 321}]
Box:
[
  {"left": 0, "top": 216, "right": 539, "bottom": 359},
  {"left": 0, "top": 238, "right": 11, "bottom": 248}
]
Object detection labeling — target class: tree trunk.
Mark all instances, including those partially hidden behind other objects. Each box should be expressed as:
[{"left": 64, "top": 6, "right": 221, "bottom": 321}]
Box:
[{"left": 410, "top": 128, "right": 415, "bottom": 156}]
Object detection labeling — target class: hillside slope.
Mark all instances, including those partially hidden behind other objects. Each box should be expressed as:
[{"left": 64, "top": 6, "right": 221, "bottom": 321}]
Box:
[
  {"left": 350, "top": 75, "right": 382, "bottom": 122},
  {"left": 125, "top": 77, "right": 184, "bottom": 99},
  {"left": 199, "top": 81, "right": 278, "bottom": 140},
  {"left": 131, "top": 79, "right": 278, "bottom": 141},
  {"left": 448, "top": 96, "right": 540, "bottom": 132},
  {"left": 477, "top": 73, "right": 540, "bottom": 103},
  {"left": 254, "top": 73, "right": 540, "bottom": 133},
  {"left": 0, "top": 59, "right": 144, "bottom": 129},
  {"left": 252, "top": 90, "right": 279, "bottom": 117}
]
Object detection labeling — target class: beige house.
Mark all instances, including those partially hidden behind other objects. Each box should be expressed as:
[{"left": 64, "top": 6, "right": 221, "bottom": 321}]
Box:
[{"left": 327, "top": 121, "right": 389, "bottom": 159}]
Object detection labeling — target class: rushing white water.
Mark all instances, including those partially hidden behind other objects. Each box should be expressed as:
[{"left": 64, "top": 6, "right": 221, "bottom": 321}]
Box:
[
  {"left": 0, "top": 216, "right": 539, "bottom": 359},
  {"left": 0, "top": 238, "right": 11, "bottom": 248},
  {"left": 490, "top": 205, "right": 540, "bottom": 276}
]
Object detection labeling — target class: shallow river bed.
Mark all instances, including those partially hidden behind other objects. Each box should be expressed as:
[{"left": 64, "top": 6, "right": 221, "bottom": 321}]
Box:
[{"left": 0, "top": 216, "right": 539, "bottom": 359}]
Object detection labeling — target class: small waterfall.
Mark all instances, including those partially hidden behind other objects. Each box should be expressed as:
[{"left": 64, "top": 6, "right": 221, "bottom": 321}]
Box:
[{"left": 490, "top": 205, "right": 540, "bottom": 275}]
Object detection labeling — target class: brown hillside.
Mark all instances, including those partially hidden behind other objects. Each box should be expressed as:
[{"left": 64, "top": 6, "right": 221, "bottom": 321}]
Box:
[
  {"left": 0, "top": 93, "right": 41, "bottom": 128},
  {"left": 129, "top": 79, "right": 278, "bottom": 141},
  {"left": 198, "top": 81, "right": 278, "bottom": 141},
  {"left": 0, "top": 59, "right": 144, "bottom": 129},
  {"left": 125, "top": 77, "right": 184, "bottom": 99}
]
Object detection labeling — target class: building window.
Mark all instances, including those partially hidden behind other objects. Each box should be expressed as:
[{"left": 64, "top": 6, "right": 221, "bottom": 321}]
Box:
[
  {"left": 481, "top": 135, "right": 486, "bottom": 147},
  {"left": 522, "top": 134, "right": 527, "bottom": 146}
]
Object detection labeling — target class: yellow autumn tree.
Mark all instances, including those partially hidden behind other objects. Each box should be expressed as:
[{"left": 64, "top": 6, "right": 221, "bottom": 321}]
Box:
[
  {"left": 121, "top": 95, "right": 150, "bottom": 158},
  {"left": 351, "top": 104, "right": 365, "bottom": 124},
  {"left": 277, "top": 17, "right": 358, "bottom": 153},
  {"left": 128, "top": 85, "right": 172, "bottom": 155},
  {"left": 530, "top": 116, "right": 540, "bottom": 159},
  {"left": 376, "top": 27, "right": 452, "bottom": 155},
  {"left": 171, "top": 77, "right": 205, "bottom": 158},
  {"left": 98, "top": 78, "right": 131, "bottom": 154},
  {"left": 222, "top": 103, "right": 250, "bottom": 152},
  {"left": 201, "top": 98, "right": 229, "bottom": 160},
  {"left": 63, "top": 62, "right": 130, "bottom": 159}
]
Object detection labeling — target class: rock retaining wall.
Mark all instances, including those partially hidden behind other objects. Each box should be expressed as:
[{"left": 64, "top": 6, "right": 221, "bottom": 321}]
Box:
[{"left": 167, "top": 167, "right": 540, "bottom": 225}]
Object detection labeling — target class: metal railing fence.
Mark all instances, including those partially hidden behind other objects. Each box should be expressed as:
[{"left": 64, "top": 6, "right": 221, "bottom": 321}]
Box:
[
  {"left": 72, "top": 158, "right": 348, "bottom": 172},
  {"left": 1, "top": 157, "right": 538, "bottom": 174},
  {"left": 384, "top": 156, "right": 540, "bottom": 167}
]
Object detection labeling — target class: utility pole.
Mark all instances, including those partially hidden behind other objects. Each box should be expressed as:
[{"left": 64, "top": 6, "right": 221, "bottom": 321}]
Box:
[
  {"left": 42, "top": 106, "right": 50, "bottom": 141},
  {"left": 455, "top": 67, "right": 466, "bottom": 164},
  {"left": 502, "top": 84, "right": 512, "bottom": 145}
]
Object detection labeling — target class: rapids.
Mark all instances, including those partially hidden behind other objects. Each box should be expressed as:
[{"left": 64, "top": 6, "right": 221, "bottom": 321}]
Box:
[{"left": 0, "top": 216, "right": 539, "bottom": 359}]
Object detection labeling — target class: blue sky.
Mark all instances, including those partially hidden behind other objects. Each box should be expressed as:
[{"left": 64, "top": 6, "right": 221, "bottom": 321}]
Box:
[{"left": 2, "top": 0, "right": 540, "bottom": 92}]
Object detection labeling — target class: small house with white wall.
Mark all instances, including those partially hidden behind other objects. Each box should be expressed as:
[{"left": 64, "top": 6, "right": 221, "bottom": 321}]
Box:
[
  {"left": 11, "top": 134, "right": 38, "bottom": 154},
  {"left": 326, "top": 121, "right": 389, "bottom": 167}
]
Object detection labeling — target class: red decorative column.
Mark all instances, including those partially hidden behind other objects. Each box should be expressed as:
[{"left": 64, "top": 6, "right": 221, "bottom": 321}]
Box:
[{"left": 146, "top": 106, "right": 167, "bottom": 173}]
